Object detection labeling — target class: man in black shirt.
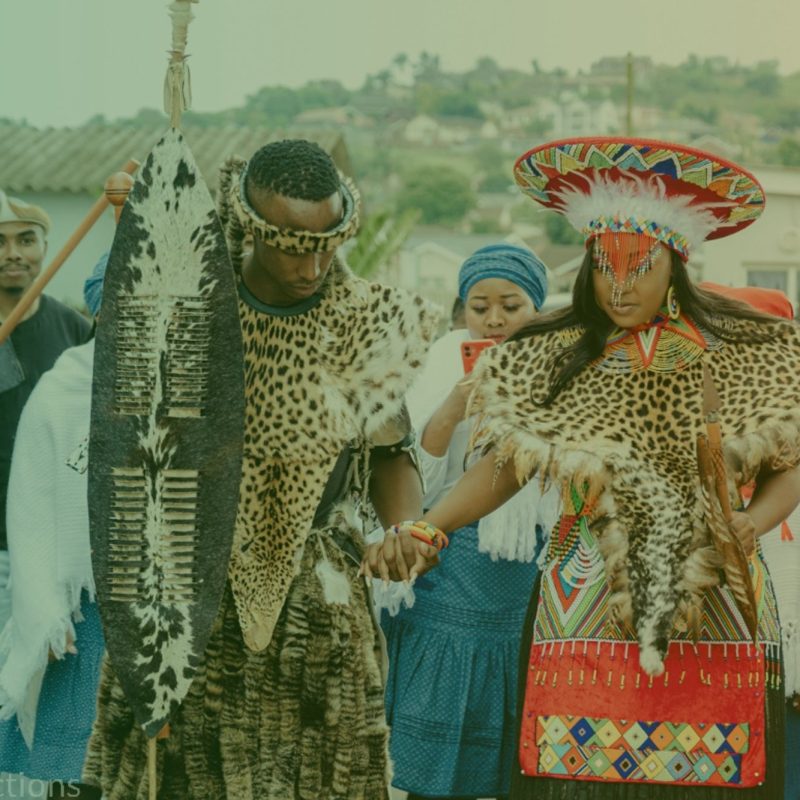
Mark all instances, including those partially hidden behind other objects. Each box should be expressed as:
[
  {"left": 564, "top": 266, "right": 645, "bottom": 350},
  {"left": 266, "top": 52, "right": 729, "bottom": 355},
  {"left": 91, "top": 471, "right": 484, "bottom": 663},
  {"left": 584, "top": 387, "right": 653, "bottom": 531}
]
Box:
[{"left": 0, "top": 190, "right": 91, "bottom": 626}]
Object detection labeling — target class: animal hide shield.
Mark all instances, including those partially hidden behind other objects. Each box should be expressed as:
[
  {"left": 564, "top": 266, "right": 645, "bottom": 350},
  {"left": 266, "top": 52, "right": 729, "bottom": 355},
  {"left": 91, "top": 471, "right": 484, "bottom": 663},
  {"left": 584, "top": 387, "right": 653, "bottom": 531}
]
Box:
[{"left": 89, "top": 128, "right": 244, "bottom": 738}]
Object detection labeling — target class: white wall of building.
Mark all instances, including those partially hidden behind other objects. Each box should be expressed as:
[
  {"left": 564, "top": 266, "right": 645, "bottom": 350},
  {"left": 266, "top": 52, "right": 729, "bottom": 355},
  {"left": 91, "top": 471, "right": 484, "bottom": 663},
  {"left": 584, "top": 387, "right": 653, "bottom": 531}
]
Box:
[
  {"left": 397, "top": 242, "right": 462, "bottom": 311},
  {"left": 700, "top": 166, "right": 800, "bottom": 311}
]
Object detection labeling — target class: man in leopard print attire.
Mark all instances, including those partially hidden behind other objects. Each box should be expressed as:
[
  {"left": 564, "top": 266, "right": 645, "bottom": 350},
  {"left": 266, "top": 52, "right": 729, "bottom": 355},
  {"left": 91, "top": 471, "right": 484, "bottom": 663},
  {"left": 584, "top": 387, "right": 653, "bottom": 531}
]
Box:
[{"left": 83, "top": 139, "right": 440, "bottom": 800}]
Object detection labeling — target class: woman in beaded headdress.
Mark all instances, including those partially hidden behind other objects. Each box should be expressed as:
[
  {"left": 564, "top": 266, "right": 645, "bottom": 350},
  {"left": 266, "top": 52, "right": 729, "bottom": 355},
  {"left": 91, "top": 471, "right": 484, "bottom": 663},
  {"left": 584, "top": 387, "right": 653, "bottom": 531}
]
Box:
[{"left": 364, "top": 137, "right": 800, "bottom": 799}]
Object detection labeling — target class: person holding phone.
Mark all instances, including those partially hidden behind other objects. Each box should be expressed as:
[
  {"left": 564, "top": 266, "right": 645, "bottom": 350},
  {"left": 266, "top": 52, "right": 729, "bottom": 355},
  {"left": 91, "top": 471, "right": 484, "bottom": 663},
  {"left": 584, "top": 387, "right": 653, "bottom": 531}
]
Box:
[{"left": 381, "top": 244, "right": 558, "bottom": 800}]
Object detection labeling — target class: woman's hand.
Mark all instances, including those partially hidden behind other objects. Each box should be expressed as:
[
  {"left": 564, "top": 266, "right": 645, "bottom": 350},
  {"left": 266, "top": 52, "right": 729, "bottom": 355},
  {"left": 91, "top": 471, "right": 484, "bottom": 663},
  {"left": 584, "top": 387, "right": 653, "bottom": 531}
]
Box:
[
  {"left": 442, "top": 378, "right": 472, "bottom": 420},
  {"left": 420, "top": 378, "right": 474, "bottom": 458},
  {"left": 48, "top": 631, "right": 77, "bottom": 662},
  {"left": 729, "top": 511, "right": 756, "bottom": 555},
  {"left": 361, "top": 529, "right": 439, "bottom": 583}
]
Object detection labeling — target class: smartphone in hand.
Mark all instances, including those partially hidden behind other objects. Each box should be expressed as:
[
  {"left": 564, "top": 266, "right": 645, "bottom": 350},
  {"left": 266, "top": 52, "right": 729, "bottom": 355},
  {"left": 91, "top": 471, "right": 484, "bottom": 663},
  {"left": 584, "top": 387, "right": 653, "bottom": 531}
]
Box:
[{"left": 460, "top": 339, "right": 495, "bottom": 374}]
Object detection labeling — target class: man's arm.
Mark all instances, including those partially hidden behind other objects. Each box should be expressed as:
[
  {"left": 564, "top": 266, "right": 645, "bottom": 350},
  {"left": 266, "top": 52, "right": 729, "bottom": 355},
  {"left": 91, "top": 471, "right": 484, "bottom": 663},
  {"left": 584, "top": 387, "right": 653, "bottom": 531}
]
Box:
[
  {"left": 366, "top": 445, "right": 436, "bottom": 583},
  {"left": 368, "top": 450, "right": 423, "bottom": 527},
  {"left": 366, "top": 406, "right": 424, "bottom": 525}
]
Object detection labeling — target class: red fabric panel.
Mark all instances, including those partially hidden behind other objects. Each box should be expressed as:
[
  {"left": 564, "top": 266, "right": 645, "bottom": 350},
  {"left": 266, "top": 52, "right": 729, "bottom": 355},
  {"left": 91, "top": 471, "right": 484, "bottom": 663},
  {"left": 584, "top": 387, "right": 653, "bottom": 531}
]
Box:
[
  {"left": 700, "top": 281, "right": 794, "bottom": 319},
  {"left": 519, "top": 639, "right": 767, "bottom": 787}
]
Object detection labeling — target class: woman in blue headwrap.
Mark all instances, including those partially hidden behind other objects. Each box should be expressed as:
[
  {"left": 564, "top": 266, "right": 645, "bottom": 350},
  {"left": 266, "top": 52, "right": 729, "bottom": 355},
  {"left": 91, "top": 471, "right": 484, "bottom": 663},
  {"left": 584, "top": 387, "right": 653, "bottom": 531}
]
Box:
[
  {"left": 0, "top": 254, "right": 108, "bottom": 799},
  {"left": 381, "top": 244, "right": 560, "bottom": 800}
]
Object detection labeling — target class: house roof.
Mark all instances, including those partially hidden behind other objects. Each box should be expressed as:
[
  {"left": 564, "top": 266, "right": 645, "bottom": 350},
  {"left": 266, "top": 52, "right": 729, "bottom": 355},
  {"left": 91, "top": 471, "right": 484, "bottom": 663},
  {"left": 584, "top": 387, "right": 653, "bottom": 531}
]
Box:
[{"left": 0, "top": 123, "right": 352, "bottom": 194}]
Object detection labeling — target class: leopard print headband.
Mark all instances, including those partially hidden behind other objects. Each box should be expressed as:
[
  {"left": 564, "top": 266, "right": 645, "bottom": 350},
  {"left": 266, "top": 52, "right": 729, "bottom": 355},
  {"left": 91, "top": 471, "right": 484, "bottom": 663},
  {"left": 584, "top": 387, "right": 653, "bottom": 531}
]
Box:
[{"left": 227, "top": 160, "right": 360, "bottom": 255}]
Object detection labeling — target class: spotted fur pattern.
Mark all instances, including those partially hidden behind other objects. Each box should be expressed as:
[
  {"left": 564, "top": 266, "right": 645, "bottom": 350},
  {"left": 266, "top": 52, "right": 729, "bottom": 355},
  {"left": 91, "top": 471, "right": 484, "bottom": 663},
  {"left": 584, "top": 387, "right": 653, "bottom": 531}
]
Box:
[
  {"left": 231, "top": 260, "right": 440, "bottom": 651},
  {"left": 470, "top": 317, "right": 800, "bottom": 675}
]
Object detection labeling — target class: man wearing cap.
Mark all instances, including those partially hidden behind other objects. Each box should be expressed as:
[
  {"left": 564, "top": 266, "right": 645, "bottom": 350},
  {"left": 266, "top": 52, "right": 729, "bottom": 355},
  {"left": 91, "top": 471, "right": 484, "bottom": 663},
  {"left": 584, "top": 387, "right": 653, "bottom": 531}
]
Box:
[{"left": 0, "top": 192, "right": 91, "bottom": 635}]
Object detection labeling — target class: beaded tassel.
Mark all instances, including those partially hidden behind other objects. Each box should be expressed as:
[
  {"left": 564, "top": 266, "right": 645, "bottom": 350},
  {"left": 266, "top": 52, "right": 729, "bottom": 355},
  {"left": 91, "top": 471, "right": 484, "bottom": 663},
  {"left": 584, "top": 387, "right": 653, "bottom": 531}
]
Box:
[{"left": 593, "top": 232, "right": 661, "bottom": 307}]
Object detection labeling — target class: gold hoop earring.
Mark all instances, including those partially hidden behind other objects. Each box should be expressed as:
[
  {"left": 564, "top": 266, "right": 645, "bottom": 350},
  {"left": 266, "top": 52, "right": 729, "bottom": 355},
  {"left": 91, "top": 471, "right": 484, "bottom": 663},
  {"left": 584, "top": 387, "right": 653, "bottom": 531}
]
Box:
[{"left": 667, "top": 285, "right": 680, "bottom": 320}]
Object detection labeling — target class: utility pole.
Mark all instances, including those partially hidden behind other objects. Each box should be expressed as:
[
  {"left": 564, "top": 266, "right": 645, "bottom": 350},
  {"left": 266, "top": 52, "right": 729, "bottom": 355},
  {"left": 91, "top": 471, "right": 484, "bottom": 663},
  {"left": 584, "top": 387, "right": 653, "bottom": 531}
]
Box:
[{"left": 626, "top": 52, "right": 634, "bottom": 135}]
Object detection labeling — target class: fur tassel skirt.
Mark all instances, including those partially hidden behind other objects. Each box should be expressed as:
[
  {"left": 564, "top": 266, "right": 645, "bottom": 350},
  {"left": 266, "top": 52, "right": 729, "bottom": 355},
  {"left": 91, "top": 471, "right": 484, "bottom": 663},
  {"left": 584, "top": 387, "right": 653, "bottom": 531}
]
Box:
[{"left": 82, "top": 532, "right": 389, "bottom": 800}]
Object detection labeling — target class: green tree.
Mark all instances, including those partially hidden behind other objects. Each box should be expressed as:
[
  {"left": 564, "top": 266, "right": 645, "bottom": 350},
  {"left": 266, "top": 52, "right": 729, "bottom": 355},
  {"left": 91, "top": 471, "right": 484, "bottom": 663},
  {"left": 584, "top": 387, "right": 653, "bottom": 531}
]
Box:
[
  {"left": 365, "top": 69, "right": 393, "bottom": 92},
  {"left": 543, "top": 211, "right": 583, "bottom": 245},
  {"left": 473, "top": 143, "right": 506, "bottom": 173},
  {"left": 677, "top": 99, "right": 719, "bottom": 125},
  {"left": 435, "top": 91, "right": 483, "bottom": 118},
  {"left": 524, "top": 117, "right": 553, "bottom": 139},
  {"left": 396, "top": 166, "right": 476, "bottom": 224},
  {"left": 415, "top": 85, "right": 483, "bottom": 118},
  {"left": 347, "top": 209, "right": 420, "bottom": 277},
  {"left": 479, "top": 169, "right": 513, "bottom": 193},
  {"left": 766, "top": 103, "right": 800, "bottom": 131},
  {"left": 241, "top": 86, "right": 302, "bottom": 126},
  {"left": 414, "top": 51, "right": 442, "bottom": 83},
  {"left": 777, "top": 138, "right": 800, "bottom": 167},
  {"left": 392, "top": 53, "right": 409, "bottom": 72},
  {"left": 745, "top": 62, "right": 780, "bottom": 95},
  {"left": 298, "top": 80, "right": 350, "bottom": 108}
]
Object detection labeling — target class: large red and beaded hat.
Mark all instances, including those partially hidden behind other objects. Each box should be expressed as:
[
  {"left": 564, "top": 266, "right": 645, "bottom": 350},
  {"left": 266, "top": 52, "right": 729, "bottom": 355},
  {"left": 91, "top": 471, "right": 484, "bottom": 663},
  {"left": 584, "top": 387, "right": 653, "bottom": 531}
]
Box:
[{"left": 514, "top": 137, "right": 765, "bottom": 262}]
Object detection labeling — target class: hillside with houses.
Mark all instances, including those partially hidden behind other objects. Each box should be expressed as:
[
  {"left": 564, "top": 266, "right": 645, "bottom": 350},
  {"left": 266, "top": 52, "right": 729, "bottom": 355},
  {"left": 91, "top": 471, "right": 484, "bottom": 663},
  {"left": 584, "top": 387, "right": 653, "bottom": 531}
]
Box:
[{"left": 4, "top": 52, "right": 800, "bottom": 312}]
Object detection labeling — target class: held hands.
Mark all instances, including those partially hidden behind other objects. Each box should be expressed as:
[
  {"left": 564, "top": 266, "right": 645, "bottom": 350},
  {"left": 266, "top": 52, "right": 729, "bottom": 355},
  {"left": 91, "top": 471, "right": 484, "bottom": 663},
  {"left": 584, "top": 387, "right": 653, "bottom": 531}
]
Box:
[
  {"left": 360, "top": 521, "right": 447, "bottom": 583},
  {"left": 729, "top": 511, "right": 757, "bottom": 556}
]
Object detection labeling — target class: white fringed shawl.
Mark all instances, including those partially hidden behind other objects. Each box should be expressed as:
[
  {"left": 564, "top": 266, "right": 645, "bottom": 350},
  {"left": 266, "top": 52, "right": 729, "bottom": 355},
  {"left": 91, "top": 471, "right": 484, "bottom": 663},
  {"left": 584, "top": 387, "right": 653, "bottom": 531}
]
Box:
[
  {"left": 0, "top": 340, "right": 96, "bottom": 746},
  {"left": 374, "top": 330, "right": 560, "bottom": 616},
  {"left": 407, "top": 329, "right": 560, "bottom": 562}
]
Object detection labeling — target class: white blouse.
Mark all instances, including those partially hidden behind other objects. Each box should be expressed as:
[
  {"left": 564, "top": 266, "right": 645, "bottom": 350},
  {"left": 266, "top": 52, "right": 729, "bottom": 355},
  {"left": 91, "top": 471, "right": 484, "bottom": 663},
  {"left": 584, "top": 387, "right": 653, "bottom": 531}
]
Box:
[{"left": 406, "top": 329, "right": 560, "bottom": 562}]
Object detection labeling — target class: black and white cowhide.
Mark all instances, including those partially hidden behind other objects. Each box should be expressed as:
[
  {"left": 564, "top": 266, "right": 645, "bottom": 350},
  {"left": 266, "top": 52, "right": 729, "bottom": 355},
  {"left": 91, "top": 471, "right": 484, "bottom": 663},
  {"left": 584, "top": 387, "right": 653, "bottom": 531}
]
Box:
[{"left": 89, "top": 128, "right": 244, "bottom": 738}]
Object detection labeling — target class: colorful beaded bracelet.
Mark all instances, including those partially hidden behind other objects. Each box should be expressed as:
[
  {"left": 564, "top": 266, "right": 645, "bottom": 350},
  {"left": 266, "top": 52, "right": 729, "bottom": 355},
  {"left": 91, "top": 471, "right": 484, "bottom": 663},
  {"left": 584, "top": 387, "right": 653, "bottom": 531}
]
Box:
[{"left": 391, "top": 519, "right": 449, "bottom": 551}]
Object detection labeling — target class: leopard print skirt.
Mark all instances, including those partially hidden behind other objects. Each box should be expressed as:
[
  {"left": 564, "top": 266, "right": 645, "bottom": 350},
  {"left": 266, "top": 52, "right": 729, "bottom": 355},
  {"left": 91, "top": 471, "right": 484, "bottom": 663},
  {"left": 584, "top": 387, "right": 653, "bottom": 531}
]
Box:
[{"left": 82, "top": 532, "right": 389, "bottom": 800}]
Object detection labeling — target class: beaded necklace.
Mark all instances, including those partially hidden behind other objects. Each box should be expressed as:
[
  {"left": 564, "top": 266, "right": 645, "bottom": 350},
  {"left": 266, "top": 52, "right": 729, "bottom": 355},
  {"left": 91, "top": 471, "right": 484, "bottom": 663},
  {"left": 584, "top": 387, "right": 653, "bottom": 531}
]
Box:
[{"left": 560, "top": 310, "right": 722, "bottom": 373}]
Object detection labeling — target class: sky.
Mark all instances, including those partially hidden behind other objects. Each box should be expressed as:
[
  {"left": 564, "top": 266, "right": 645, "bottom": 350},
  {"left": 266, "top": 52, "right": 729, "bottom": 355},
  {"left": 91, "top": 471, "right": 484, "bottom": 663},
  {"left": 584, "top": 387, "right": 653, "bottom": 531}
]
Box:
[{"left": 2, "top": 0, "right": 799, "bottom": 128}]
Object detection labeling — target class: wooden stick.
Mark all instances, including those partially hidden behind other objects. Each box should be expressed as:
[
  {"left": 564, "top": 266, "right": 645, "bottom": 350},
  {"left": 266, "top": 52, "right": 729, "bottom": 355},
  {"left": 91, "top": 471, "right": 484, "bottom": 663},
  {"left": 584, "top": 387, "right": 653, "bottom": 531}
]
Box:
[
  {"left": 148, "top": 736, "right": 157, "bottom": 800},
  {"left": 105, "top": 170, "right": 136, "bottom": 224},
  {"left": 0, "top": 158, "right": 139, "bottom": 346}
]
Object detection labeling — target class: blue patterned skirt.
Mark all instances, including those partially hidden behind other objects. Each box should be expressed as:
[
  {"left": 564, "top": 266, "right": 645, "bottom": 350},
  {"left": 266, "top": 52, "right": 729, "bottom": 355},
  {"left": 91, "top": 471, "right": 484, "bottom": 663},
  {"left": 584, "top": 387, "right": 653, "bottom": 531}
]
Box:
[
  {"left": 0, "top": 592, "right": 104, "bottom": 782},
  {"left": 382, "top": 522, "right": 541, "bottom": 797}
]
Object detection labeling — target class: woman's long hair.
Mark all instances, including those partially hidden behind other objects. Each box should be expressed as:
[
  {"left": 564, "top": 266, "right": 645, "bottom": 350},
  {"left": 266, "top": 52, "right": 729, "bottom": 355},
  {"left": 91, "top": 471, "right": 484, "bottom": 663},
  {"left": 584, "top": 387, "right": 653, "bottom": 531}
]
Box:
[{"left": 512, "top": 248, "right": 786, "bottom": 406}]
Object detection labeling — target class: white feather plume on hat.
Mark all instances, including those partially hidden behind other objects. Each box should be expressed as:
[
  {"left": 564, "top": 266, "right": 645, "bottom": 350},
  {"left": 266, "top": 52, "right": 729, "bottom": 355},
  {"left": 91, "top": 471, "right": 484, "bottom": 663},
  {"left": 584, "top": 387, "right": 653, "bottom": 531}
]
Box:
[{"left": 552, "top": 170, "right": 736, "bottom": 256}]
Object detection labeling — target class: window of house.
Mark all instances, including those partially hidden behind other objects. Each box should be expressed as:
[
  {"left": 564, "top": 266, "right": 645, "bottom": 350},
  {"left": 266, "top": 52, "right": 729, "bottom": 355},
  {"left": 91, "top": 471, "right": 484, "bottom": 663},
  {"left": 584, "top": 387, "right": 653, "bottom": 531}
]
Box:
[
  {"left": 745, "top": 267, "right": 800, "bottom": 315},
  {"left": 746, "top": 269, "right": 789, "bottom": 293}
]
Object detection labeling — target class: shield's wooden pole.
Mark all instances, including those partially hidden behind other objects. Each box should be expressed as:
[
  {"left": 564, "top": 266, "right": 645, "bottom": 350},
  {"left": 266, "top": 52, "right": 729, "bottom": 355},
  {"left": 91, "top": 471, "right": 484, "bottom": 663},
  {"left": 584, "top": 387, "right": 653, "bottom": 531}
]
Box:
[
  {"left": 148, "top": 736, "right": 157, "bottom": 800},
  {"left": 0, "top": 159, "right": 139, "bottom": 346}
]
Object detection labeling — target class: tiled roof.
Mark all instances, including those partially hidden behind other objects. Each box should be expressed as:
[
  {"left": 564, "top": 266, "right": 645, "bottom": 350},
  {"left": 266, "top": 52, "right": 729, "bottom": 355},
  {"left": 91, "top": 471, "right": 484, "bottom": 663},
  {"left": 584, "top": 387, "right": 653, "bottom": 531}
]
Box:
[{"left": 0, "top": 124, "right": 351, "bottom": 194}]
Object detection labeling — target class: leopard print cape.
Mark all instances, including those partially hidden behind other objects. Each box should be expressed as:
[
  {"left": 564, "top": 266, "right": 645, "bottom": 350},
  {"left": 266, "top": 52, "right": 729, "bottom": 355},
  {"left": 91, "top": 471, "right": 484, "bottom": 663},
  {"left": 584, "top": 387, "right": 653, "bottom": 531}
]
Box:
[
  {"left": 231, "top": 259, "right": 439, "bottom": 651},
  {"left": 468, "top": 315, "right": 800, "bottom": 674}
]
